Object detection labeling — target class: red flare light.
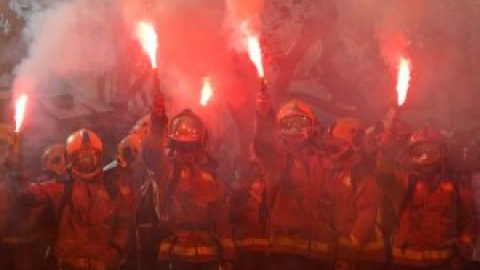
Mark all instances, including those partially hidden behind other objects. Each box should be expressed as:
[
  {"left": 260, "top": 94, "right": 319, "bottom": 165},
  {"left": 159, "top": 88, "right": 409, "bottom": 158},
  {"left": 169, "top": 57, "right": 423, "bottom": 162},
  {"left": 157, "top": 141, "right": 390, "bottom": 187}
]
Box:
[
  {"left": 15, "top": 94, "right": 28, "bottom": 133},
  {"left": 396, "top": 57, "right": 411, "bottom": 106},
  {"left": 247, "top": 36, "right": 264, "bottom": 78},
  {"left": 135, "top": 22, "right": 158, "bottom": 69},
  {"left": 200, "top": 77, "right": 213, "bottom": 106}
]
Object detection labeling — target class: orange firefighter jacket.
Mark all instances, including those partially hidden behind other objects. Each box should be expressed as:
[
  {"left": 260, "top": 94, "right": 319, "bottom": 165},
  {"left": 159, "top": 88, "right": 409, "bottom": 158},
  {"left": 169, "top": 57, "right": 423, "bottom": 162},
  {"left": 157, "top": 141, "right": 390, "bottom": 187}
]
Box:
[
  {"left": 230, "top": 177, "right": 269, "bottom": 253},
  {"left": 24, "top": 168, "right": 135, "bottom": 269},
  {"left": 326, "top": 169, "right": 385, "bottom": 262},
  {"left": 156, "top": 158, "right": 235, "bottom": 263},
  {"left": 253, "top": 114, "right": 334, "bottom": 260},
  {"left": 392, "top": 175, "right": 478, "bottom": 267}
]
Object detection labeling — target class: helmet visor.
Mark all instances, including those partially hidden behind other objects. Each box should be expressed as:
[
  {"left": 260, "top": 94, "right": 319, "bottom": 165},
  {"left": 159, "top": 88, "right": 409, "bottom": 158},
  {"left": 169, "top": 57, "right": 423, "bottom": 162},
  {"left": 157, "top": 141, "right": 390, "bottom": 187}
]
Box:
[
  {"left": 170, "top": 116, "right": 203, "bottom": 142},
  {"left": 410, "top": 142, "right": 443, "bottom": 167},
  {"left": 279, "top": 115, "right": 312, "bottom": 142}
]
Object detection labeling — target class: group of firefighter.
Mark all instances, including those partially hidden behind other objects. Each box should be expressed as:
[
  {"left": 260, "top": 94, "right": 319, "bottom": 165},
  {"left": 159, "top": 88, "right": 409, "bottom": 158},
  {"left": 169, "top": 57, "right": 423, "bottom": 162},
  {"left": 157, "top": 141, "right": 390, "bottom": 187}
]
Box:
[{"left": 0, "top": 89, "right": 478, "bottom": 270}]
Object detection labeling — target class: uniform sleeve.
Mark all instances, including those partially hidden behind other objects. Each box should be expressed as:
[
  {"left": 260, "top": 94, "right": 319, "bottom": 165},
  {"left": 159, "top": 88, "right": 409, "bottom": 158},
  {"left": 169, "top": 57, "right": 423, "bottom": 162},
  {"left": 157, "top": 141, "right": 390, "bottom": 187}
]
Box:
[
  {"left": 110, "top": 173, "right": 135, "bottom": 257},
  {"left": 351, "top": 175, "right": 381, "bottom": 247},
  {"left": 20, "top": 182, "right": 63, "bottom": 207},
  {"left": 253, "top": 111, "right": 279, "bottom": 161},
  {"left": 129, "top": 114, "right": 151, "bottom": 141},
  {"left": 215, "top": 184, "right": 236, "bottom": 261}
]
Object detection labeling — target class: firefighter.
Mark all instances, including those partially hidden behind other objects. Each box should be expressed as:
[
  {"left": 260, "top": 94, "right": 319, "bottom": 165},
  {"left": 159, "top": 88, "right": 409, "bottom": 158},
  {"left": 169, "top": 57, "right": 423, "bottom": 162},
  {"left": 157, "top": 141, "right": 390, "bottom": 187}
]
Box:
[
  {"left": 325, "top": 118, "right": 386, "bottom": 270},
  {"left": 0, "top": 125, "right": 60, "bottom": 270},
  {"left": 130, "top": 93, "right": 168, "bottom": 174},
  {"left": 36, "top": 143, "right": 68, "bottom": 270},
  {"left": 103, "top": 134, "right": 146, "bottom": 270},
  {"left": 253, "top": 93, "right": 334, "bottom": 270},
  {"left": 0, "top": 123, "right": 44, "bottom": 270},
  {"left": 133, "top": 95, "right": 169, "bottom": 270},
  {"left": 147, "top": 109, "right": 234, "bottom": 270},
  {"left": 20, "top": 129, "right": 135, "bottom": 270},
  {"left": 104, "top": 133, "right": 145, "bottom": 201},
  {"left": 391, "top": 126, "right": 478, "bottom": 270}
]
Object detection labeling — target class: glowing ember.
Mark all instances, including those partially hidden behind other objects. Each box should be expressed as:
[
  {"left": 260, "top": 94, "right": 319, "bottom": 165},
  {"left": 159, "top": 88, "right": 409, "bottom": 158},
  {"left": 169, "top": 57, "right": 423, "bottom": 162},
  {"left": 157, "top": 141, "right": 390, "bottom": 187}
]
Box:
[
  {"left": 15, "top": 94, "right": 28, "bottom": 133},
  {"left": 135, "top": 22, "right": 158, "bottom": 69},
  {"left": 396, "top": 57, "right": 411, "bottom": 106},
  {"left": 247, "top": 36, "right": 264, "bottom": 78},
  {"left": 200, "top": 77, "right": 213, "bottom": 106}
]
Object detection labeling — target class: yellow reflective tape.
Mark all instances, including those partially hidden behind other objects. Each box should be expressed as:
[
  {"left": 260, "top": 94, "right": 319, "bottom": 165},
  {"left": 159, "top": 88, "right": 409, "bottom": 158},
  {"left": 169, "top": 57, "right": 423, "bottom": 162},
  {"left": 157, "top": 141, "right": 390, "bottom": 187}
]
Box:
[
  {"left": 270, "top": 236, "right": 329, "bottom": 252},
  {"left": 159, "top": 242, "right": 218, "bottom": 257},
  {"left": 219, "top": 238, "right": 235, "bottom": 248},
  {"left": 235, "top": 238, "right": 269, "bottom": 247},
  {"left": 393, "top": 248, "right": 454, "bottom": 261}
]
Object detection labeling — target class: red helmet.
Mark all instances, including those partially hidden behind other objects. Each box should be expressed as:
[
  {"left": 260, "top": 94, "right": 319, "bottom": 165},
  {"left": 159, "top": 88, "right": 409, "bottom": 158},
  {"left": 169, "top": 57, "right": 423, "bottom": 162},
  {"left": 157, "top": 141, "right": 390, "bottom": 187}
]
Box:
[
  {"left": 66, "top": 129, "right": 103, "bottom": 179},
  {"left": 168, "top": 109, "right": 206, "bottom": 149},
  {"left": 409, "top": 126, "right": 446, "bottom": 174},
  {"left": 41, "top": 143, "right": 66, "bottom": 176},
  {"left": 327, "top": 118, "right": 363, "bottom": 161},
  {"left": 331, "top": 118, "right": 363, "bottom": 147},
  {"left": 276, "top": 100, "right": 316, "bottom": 145},
  {"left": 117, "top": 134, "right": 143, "bottom": 168},
  {"left": 409, "top": 126, "right": 445, "bottom": 149}
]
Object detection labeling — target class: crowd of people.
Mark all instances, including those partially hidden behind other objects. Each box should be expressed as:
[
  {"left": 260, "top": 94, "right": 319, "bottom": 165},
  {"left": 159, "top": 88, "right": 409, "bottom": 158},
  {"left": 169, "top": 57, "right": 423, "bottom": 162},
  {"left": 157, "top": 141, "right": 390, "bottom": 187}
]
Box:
[{"left": 0, "top": 89, "right": 478, "bottom": 270}]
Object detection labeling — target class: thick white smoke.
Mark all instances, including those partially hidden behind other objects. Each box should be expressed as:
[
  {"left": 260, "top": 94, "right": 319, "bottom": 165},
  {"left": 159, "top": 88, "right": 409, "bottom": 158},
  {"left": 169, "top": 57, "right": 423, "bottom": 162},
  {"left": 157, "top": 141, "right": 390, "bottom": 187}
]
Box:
[{"left": 13, "top": 0, "right": 124, "bottom": 96}]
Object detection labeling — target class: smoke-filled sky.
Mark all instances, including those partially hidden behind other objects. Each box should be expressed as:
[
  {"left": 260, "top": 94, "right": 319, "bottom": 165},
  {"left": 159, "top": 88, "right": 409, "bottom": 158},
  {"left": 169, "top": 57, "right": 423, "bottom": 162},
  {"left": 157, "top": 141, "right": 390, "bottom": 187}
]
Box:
[
  {"left": 3, "top": 0, "right": 480, "bottom": 173},
  {"left": 9, "top": 0, "right": 480, "bottom": 126}
]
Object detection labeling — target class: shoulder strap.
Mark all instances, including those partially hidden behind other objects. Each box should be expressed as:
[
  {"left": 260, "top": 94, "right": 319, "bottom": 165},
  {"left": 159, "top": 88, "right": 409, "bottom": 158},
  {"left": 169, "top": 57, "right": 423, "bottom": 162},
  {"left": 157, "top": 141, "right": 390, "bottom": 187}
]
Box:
[{"left": 58, "top": 172, "right": 74, "bottom": 219}]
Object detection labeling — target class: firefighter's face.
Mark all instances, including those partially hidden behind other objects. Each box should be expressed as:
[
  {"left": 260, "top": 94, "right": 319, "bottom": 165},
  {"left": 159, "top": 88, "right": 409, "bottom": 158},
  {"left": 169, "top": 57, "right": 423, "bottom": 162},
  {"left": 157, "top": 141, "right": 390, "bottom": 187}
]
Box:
[
  {"left": 279, "top": 115, "right": 312, "bottom": 145},
  {"left": 48, "top": 154, "right": 66, "bottom": 176},
  {"left": 410, "top": 143, "right": 444, "bottom": 175},
  {"left": 71, "top": 148, "right": 102, "bottom": 177}
]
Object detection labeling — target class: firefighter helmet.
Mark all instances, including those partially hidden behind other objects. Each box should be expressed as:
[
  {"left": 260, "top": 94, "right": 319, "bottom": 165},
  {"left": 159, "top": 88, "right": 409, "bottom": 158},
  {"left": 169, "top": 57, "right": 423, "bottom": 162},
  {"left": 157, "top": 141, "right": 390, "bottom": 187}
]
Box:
[
  {"left": 276, "top": 100, "right": 316, "bottom": 145},
  {"left": 331, "top": 118, "right": 363, "bottom": 147},
  {"left": 41, "top": 143, "right": 66, "bottom": 176},
  {"left": 117, "top": 134, "right": 143, "bottom": 168},
  {"left": 168, "top": 109, "right": 206, "bottom": 150},
  {"left": 66, "top": 129, "right": 103, "bottom": 179},
  {"left": 327, "top": 118, "right": 363, "bottom": 161},
  {"left": 408, "top": 126, "right": 446, "bottom": 174}
]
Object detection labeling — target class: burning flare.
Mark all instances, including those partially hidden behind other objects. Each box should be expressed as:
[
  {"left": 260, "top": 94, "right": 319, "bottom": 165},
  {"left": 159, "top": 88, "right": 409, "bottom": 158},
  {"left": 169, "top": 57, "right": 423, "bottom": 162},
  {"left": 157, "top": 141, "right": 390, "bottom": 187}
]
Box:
[
  {"left": 247, "top": 35, "right": 264, "bottom": 78},
  {"left": 15, "top": 94, "right": 28, "bottom": 133},
  {"left": 396, "top": 57, "right": 411, "bottom": 106},
  {"left": 201, "top": 77, "right": 213, "bottom": 106},
  {"left": 135, "top": 22, "right": 158, "bottom": 69}
]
